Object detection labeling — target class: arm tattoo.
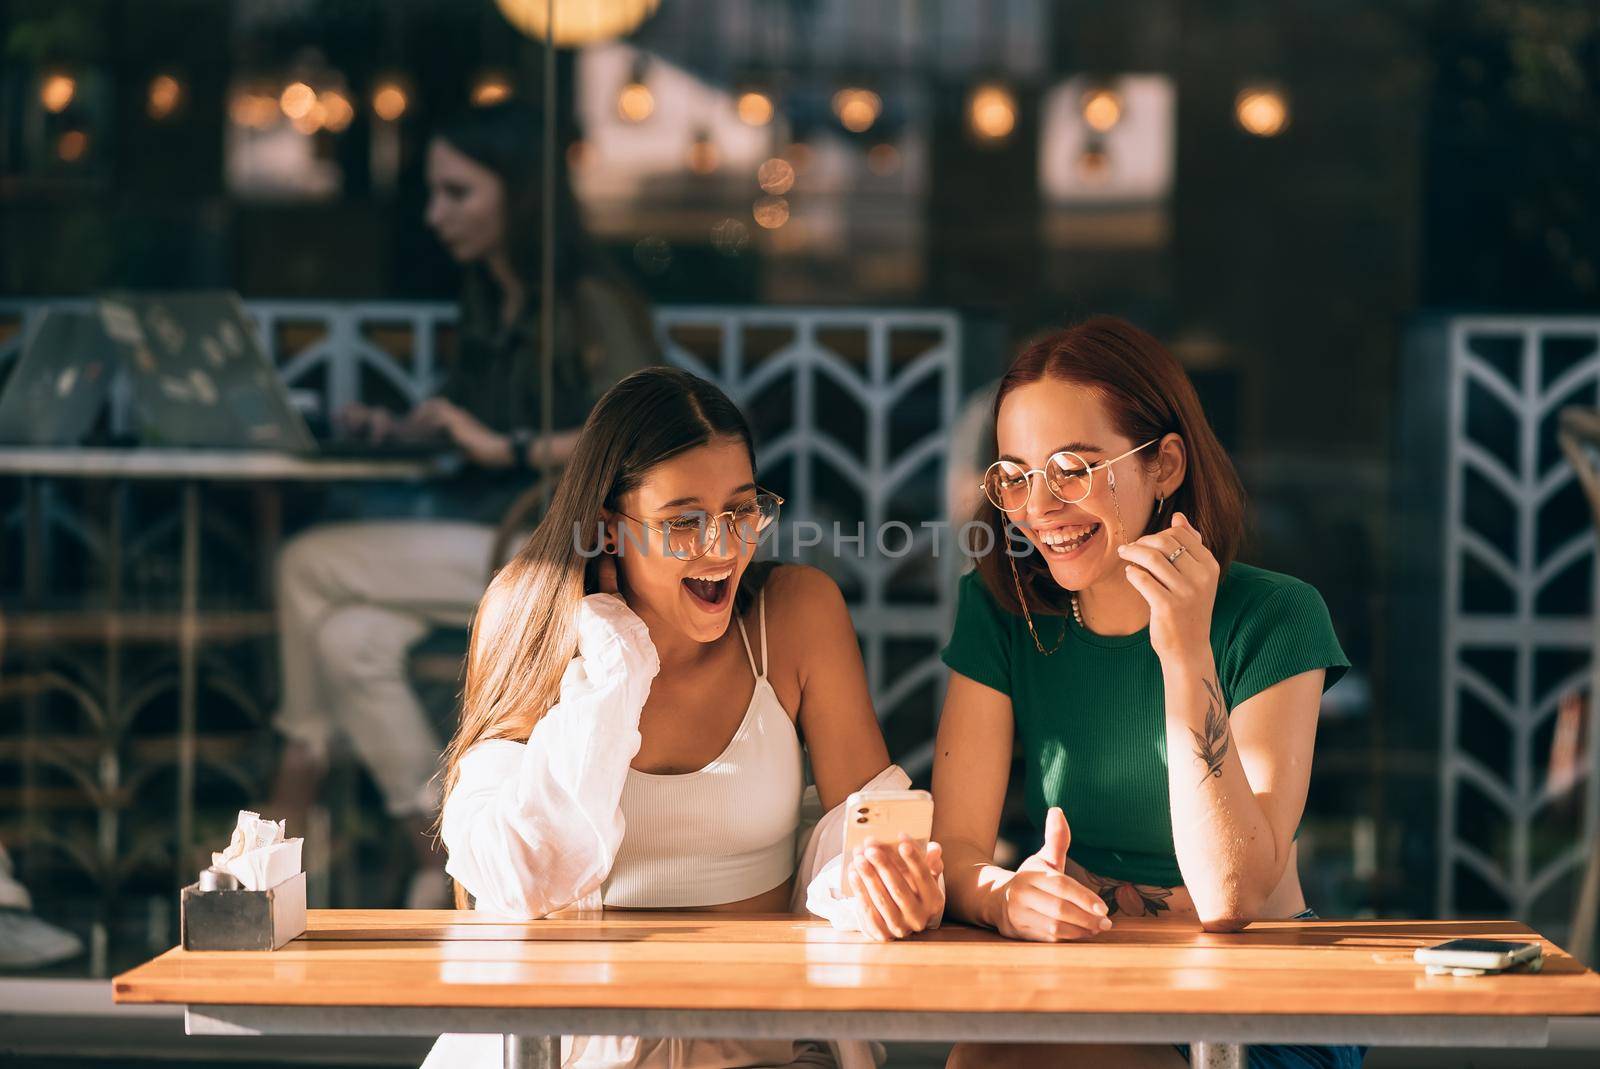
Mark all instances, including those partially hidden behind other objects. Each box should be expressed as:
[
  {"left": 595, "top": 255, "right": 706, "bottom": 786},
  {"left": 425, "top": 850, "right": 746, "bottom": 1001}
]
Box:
[
  {"left": 1190, "top": 677, "right": 1231, "bottom": 787},
  {"left": 1079, "top": 870, "right": 1173, "bottom": 917}
]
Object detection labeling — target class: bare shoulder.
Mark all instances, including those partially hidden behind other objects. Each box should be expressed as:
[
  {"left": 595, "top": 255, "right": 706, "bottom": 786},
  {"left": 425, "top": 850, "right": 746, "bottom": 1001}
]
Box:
[
  {"left": 746, "top": 565, "right": 855, "bottom": 697},
  {"left": 759, "top": 562, "right": 849, "bottom": 625}
]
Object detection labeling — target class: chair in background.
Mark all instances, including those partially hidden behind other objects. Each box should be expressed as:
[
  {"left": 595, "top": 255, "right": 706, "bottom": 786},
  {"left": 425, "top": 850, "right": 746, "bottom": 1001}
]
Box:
[{"left": 325, "top": 472, "right": 559, "bottom": 908}]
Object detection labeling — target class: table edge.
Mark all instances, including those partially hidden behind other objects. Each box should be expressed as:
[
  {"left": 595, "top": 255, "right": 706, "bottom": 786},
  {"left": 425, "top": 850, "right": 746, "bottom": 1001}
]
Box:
[{"left": 182, "top": 1003, "right": 1567, "bottom": 1048}]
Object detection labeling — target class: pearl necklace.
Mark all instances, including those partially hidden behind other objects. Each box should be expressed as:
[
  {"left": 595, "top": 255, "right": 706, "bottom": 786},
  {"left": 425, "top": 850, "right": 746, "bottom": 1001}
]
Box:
[{"left": 1071, "top": 592, "right": 1084, "bottom": 628}]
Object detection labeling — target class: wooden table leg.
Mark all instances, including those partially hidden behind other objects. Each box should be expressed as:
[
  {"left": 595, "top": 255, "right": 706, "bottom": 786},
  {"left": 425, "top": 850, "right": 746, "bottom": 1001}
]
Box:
[
  {"left": 503, "top": 1034, "right": 559, "bottom": 1068},
  {"left": 1190, "top": 1040, "right": 1244, "bottom": 1067}
]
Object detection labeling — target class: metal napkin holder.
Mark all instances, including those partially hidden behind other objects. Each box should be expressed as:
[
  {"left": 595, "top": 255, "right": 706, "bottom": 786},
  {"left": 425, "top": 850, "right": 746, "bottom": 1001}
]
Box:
[{"left": 180, "top": 868, "right": 307, "bottom": 951}]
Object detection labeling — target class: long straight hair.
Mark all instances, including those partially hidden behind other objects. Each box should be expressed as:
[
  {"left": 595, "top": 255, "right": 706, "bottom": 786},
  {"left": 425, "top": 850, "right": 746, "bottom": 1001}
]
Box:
[
  {"left": 974, "top": 316, "right": 1247, "bottom": 616},
  {"left": 432, "top": 101, "right": 594, "bottom": 296},
  {"left": 436, "top": 367, "right": 759, "bottom": 904}
]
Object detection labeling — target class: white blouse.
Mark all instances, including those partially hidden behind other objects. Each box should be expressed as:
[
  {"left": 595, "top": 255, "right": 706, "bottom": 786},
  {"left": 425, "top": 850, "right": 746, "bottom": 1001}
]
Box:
[
  {"left": 429, "top": 593, "right": 926, "bottom": 1069},
  {"left": 440, "top": 592, "right": 878, "bottom": 921}
]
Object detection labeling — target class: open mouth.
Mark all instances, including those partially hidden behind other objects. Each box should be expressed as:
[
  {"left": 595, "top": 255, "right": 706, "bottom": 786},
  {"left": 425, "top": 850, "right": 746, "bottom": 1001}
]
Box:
[
  {"left": 1036, "top": 522, "right": 1102, "bottom": 559},
  {"left": 682, "top": 567, "right": 734, "bottom": 611}
]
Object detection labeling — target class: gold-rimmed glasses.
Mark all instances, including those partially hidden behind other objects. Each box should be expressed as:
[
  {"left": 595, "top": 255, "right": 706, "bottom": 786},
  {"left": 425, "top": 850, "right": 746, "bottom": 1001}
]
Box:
[
  {"left": 613, "top": 490, "right": 783, "bottom": 561},
  {"left": 981, "top": 439, "right": 1160, "bottom": 513}
]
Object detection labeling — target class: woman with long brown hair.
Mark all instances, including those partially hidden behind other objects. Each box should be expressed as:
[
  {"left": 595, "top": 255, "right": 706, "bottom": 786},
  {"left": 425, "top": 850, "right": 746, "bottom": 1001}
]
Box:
[
  {"left": 423, "top": 366, "right": 943, "bottom": 1069},
  {"left": 929, "top": 318, "right": 1359, "bottom": 1069},
  {"left": 266, "top": 102, "right": 655, "bottom": 910}
]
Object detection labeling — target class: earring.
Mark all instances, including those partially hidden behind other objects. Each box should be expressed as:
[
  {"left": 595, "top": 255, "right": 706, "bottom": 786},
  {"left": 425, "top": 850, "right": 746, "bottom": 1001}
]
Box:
[
  {"left": 1156, "top": 496, "right": 1166, "bottom": 516},
  {"left": 603, "top": 536, "right": 617, "bottom": 554}
]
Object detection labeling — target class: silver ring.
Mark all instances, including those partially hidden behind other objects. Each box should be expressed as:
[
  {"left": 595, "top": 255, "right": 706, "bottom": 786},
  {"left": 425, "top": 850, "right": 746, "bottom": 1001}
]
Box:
[{"left": 1166, "top": 545, "right": 1186, "bottom": 564}]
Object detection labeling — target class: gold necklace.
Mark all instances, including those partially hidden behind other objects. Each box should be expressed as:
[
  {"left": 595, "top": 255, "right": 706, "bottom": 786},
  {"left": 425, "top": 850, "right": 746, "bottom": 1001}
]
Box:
[{"left": 1007, "top": 548, "right": 1067, "bottom": 656}]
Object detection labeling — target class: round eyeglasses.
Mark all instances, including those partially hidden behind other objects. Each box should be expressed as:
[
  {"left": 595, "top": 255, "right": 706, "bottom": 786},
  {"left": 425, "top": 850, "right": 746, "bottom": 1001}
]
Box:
[
  {"left": 981, "top": 439, "right": 1159, "bottom": 513},
  {"left": 614, "top": 490, "right": 783, "bottom": 561}
]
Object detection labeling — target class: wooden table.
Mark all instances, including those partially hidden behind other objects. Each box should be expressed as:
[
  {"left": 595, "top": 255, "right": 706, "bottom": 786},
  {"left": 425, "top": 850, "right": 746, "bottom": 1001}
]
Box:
[{"left": 112, "top": 910, "right": 1600, "bottom": 1069}]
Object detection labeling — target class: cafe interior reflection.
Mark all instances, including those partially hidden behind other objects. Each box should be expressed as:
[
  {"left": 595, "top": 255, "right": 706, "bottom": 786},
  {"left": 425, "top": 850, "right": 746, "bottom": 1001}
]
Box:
[{"left": 2, "top": 1, "right": 1600, "bottom": 1067}]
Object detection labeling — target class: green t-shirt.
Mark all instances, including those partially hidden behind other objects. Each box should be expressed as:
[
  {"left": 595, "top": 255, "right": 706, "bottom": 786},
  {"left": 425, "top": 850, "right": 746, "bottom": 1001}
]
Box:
[{"left": 940, "top": 562, "right": 1350, "bottom": 887}]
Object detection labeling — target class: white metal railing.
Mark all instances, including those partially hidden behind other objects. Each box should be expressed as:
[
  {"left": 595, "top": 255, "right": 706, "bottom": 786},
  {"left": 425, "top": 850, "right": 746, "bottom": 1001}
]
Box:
[
  {"left": 1439, "top": 316, "right": 1600, "bottom": 922},
  {"left": 0, "top": 298, "right": 963, "bottom": 776}
]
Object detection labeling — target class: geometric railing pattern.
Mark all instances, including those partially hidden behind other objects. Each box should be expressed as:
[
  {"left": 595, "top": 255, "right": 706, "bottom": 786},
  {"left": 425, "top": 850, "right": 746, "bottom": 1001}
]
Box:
[
  {"left": 0, "top": 294, "right": 963, "bottom": 758},
  {"left": 1438, "top": 316, "right": 1600, "bottom": 924},
  {"left": 657, "top": 307, "right": 963, "bottom": 778},
  {"left": 251, "top": 299, "right": 460, "bottom": 415}
]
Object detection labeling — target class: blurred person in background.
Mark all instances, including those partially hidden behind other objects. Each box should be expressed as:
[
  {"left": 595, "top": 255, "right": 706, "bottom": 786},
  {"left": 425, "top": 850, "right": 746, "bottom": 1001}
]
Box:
[{"left": 267, "top": 102, "right": 657, "bottom": 908}]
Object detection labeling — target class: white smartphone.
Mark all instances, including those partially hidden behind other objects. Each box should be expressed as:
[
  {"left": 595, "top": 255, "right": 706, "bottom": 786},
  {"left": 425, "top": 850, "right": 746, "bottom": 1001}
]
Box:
[
  {"left": 1412, "top": 938, "right": 1542, "bottom": 972},
  {"left": 840, "top": 789, "right": 934, "bottom": 894}
]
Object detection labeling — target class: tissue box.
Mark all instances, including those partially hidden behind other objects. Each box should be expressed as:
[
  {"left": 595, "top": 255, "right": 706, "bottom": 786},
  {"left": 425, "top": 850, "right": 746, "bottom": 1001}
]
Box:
[{"left": 181, "top": 871, "right": 306, "bottom": 951}]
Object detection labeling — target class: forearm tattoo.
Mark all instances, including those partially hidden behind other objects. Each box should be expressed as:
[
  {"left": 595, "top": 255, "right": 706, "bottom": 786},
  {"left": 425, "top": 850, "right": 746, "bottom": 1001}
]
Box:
[
  {"left": 1190, "top": 677, "right": 1231, "bottom": 787},
  {"left": 1079, "top": 870, "right": 1173, "bottom": 917}
]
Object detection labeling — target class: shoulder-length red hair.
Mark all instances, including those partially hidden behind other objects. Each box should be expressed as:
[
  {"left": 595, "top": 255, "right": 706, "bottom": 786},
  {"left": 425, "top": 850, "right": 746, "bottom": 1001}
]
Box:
[{"left": 974, "top": 315, "right": 1247, "bottom": 616}]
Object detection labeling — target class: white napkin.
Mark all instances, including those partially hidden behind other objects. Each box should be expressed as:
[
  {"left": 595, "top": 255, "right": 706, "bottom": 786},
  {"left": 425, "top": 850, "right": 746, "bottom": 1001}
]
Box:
[{"left": 210, "top": 810, "right": 303, "bottom": 891}]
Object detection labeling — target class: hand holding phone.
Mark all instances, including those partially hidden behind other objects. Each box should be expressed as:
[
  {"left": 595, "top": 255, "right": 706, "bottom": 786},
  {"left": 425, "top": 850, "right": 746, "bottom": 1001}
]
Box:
[
  {"left": 842, "top": 789, "right": 933, "bottom": 858},
  {"left": 840, "top": 789, "right": 943, "bottom": 941}
]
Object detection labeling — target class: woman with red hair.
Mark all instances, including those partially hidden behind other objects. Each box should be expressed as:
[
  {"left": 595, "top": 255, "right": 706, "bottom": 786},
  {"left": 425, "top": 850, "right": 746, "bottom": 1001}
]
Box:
[{"left": 930, "top": 317, "right": 1359, "bottom": 1069}]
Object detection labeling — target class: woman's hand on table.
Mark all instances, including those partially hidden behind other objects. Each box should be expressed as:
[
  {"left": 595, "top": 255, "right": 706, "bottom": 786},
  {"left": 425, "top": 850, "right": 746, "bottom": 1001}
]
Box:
[
  {"left": 993, "top": 807, "right": 1113, "bottom": 942},
  {"left": 846, "top": 835, "right": 945, "bottom": 942},
  {"left": 409, "top": 398, "right": 512, "bottom": 467},
  {"left": 334, "top": 402, "right": 396, "bottom": 442}
]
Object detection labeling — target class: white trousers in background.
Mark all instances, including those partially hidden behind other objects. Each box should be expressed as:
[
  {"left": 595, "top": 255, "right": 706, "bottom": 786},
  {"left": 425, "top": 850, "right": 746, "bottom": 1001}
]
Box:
[{"left": 271, "top": 520, "right": 497, "bottom": 816}]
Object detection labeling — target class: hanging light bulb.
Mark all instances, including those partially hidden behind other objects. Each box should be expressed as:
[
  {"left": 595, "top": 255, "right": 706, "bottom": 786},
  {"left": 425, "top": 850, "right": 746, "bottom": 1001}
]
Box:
[
  {"left": 472, "top": 72, "right": 513, "bottom": 107},
  {"left": 494, "top": 0, "right": 659, "bottom": 46},
  {"left": 280, "top": 81, "right": 317, "bottom": 120},
  {"left": 617, "top": 58, "right": 654, "bottom": 123},
  {"left": 318, "top": 89, "right": 354, "bottom": 132},
  {"left": 1235, "top": 86, "right": 1289, "bottom": 137},
  {"left": 832, "top": 88, "right": 881, "bottom": 134},
  {"left": 41, "top": 73, "right": 76, "bottom": 114},
  {"left": 737, "top": 89, "right": 775, "bottom": 126},
  {"left": 1081, "top": 88, "right": 1122, "bottom": 133},
  {"left": 968, "top": 83, "right": 1016, "bottom": 142},
  {"left": 617, "top": 82, "right": 653, "bottom": 122},
  {"left": 147, "top": 74, "right": 182, "bottom": 121},
  {"left": 372, "top": 81, "right": 408, "bottom": 121}
]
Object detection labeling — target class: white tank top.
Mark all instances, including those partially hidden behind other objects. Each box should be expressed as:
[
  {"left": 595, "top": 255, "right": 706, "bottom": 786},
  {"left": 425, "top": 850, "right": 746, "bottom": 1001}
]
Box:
[{"left": 600, "top": 591, "right": 804, "bottom": 908}]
